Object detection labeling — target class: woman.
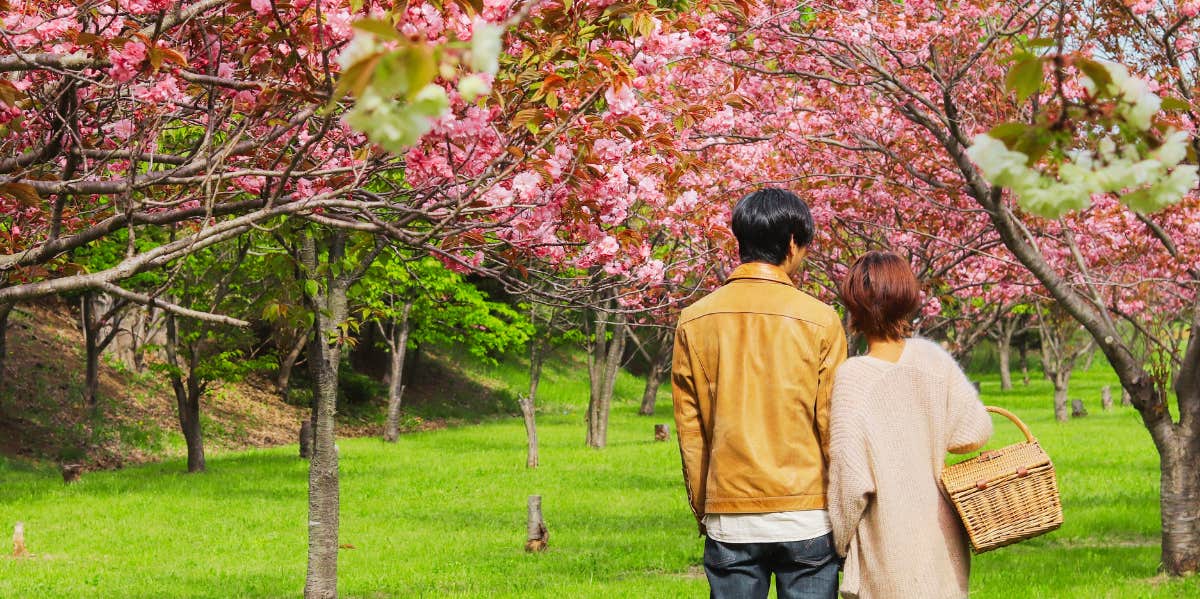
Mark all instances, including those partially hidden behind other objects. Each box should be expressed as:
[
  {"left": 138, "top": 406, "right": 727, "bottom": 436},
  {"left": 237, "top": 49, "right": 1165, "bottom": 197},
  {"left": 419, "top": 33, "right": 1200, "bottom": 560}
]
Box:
[{"left": 827, "top": 251, "right": 993, "bottom": 599}]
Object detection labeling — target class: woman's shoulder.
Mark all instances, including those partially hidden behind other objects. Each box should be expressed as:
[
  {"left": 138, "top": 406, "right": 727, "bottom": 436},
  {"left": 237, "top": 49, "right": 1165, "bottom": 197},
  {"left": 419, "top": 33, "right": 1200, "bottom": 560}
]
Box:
[
  {"left": 902, "top": 337, "right": 964, "bottom": 379},
  {"left": 833, "top": 356, "right": 889, "bottom": 392},
  {"left": 905, "top": 337, "right": 956, "bottom": 363},
  {"left": 836, "top": 355, "right": 883, "bottom": 374}
]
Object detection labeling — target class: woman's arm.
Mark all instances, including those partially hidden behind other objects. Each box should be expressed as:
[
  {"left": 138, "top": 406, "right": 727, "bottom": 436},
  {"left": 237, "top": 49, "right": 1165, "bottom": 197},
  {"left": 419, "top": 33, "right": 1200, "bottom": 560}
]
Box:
[
  {"left": 828, "top": 372, "right": 875, "bottom": 557},
  {"left": 945, "top": 358, "right": 993, "bottom": 454}
]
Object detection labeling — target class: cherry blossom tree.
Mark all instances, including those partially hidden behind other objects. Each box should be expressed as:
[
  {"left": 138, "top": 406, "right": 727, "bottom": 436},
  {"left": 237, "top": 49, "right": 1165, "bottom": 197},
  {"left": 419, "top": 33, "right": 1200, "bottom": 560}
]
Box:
[{"left": 681, "top": 0, "right": 1200, "bottom": 576}]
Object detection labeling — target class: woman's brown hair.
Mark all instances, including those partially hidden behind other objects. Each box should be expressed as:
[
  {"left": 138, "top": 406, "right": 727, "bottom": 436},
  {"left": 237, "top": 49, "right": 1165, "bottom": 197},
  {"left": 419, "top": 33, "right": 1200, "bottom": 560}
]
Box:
[{"left": 839, "top": 251, "right": 921, "bottom": 341}]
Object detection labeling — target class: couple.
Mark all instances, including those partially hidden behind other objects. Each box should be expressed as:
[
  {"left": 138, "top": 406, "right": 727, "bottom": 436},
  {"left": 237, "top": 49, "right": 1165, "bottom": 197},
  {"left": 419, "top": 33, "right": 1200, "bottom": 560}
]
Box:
[{"left": 671, "top": 188, "right": 994, "bottom": 599}]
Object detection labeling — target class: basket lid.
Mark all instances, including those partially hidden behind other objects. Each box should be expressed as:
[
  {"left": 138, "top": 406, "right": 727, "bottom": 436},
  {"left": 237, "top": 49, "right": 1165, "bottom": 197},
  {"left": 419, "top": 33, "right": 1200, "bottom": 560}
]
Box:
[{"left": 941, "top": 441, "right": 1052, "bottom": 494}]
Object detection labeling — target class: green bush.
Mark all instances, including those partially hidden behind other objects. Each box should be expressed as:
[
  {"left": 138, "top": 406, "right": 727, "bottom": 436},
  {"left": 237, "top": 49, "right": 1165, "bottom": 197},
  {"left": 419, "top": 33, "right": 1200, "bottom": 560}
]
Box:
[{"left": 338, "top": 367, "right": 386, "bottom": 406}]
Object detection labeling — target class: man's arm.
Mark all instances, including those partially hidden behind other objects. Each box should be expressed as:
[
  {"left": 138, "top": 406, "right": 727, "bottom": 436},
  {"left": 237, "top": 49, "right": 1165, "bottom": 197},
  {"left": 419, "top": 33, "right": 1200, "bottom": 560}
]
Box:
[
  {"left": 815, "top": 314, "right": 849, "bottom": 465},
  {"left": 671, "top": 325, "right": 709, "bottom": 534}
]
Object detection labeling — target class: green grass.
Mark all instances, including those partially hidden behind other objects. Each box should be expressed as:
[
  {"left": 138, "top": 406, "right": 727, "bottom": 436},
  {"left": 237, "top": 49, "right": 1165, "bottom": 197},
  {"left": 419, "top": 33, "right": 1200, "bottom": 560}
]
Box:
[{"left": 1, "top": 354, "right": 1198, "bottom": 597}]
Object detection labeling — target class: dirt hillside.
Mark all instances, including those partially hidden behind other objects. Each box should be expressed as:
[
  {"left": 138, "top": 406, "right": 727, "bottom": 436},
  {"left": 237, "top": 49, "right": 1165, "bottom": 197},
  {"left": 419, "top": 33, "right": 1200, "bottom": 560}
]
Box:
[
  {"left": 0, "top": 300, "right": 514, "bottom": 471},
  {"left": 0, "top": 300, "right": 317, "bottom": 469}
]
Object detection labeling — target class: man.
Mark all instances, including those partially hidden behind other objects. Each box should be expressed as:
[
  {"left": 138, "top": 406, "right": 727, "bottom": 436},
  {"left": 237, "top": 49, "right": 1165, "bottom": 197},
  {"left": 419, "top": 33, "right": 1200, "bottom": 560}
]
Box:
[{"left": 672, "top": 188, "right": 848, "bottom": 599}]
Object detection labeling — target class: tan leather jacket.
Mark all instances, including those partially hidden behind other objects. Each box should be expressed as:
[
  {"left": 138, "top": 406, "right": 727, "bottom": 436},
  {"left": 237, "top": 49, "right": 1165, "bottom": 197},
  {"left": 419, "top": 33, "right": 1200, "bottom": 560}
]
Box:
[{"left": 672, "top": 262, "right": 848, "bottom": 523}]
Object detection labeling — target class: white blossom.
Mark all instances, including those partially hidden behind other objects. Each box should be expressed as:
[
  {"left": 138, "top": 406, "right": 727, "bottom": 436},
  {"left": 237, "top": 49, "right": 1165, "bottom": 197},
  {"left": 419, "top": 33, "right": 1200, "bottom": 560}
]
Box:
[
  {"left": 1155, "top": 129, "right": 1189, "bottom": 167},
  {"left": 469, "top": 22, "right": 504, "bottom": 75},
  {"left": 965, "top": 134, "right": 1030, "bottom": 188},
  {"left": 1082, "top": 61, "right": 1162, "bottom": 131},
  {"left": 457, "top": 74, "right": 491, "bottom": 102},
  {"left": 337, "top": 32, "right": 380, "bottom": 71},
  {"left": 975, "top": 61, "right": 1196, "bottom": 218}
]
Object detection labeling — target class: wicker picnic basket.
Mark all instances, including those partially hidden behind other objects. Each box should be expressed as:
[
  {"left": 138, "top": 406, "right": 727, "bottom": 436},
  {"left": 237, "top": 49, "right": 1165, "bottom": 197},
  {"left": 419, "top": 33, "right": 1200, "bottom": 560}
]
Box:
[{"left": 940, "top": 406, "right": 1063, "bottom": 553}]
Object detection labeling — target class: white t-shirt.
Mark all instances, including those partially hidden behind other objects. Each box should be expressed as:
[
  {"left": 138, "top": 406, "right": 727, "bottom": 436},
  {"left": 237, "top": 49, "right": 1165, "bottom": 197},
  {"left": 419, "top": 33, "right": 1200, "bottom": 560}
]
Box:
[{"left": 703, "top": 510, "right": 832, "bottom": 543}]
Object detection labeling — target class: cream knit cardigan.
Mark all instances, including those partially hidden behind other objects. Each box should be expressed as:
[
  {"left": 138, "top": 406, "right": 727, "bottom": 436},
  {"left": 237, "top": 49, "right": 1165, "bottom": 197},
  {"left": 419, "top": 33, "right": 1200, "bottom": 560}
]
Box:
[{"left": 828, "top": 338, "right": 993, "bottom": 599}]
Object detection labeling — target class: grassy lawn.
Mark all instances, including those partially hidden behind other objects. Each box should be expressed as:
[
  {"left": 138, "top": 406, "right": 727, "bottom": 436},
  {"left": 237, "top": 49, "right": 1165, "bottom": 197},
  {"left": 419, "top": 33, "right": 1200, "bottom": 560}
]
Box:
[{"left": 2, "top": 353, "right": 1198, "bottom": 597}]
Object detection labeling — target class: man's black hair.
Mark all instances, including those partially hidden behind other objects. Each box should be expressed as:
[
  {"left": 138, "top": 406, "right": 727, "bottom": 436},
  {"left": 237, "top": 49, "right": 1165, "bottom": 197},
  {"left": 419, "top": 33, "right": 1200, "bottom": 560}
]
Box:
[{"left": 731, "top": 188, "right": 815, "bottom": 265}]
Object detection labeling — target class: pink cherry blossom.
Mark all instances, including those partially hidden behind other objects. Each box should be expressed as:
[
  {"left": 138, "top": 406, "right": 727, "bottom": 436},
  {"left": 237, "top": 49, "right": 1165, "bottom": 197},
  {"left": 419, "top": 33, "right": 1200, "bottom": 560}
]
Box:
[
  {"left": 251, "top": 0, "right": 273, "bottom": 16},
  {"left": 108, "top": 41, "right": 147, "bottom": 83}
]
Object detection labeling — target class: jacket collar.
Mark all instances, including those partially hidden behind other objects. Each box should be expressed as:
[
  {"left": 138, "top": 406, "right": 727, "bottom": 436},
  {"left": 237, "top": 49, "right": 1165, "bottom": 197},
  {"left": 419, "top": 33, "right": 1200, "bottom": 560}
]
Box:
[{"left": 725, "top": 262, "right": 795, "bottom": 287}]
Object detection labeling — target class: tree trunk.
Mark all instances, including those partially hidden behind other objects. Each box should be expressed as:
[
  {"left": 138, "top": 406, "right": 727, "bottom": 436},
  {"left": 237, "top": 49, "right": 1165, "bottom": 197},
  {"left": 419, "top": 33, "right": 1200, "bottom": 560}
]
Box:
[
  {"left": 586, "top": 310, "right": 627, "bottom": 449},
  {"left": 998, "top": 326, "right": 1013, "bottom": 392},
  {"left": 179, "top": 382, "right": 206, "bottom": 473},
  {"left": 639, "top": 362, "right": 665, "bottom": 416},
  {"left": 0, "top": 302, "right": 12, "bottom": 403},
  {"left": 1051, "top": 371, "right": 1070, "bottom": 423},
  {"left": 299, "top": 420, "right": 313, "bottom": 459},
  {"left": 521, "top": 339, "right": 545, "bottom": 468},
  {"left": 276, "top": 331, "right": 308, "bottom": 398},
  {"left": 300, "top": 231, "right": 378, "bottom": 599},
  {"left": 639, "top": 334, "right": 671, "bottom": 416},
  {"left": 524, "top": 495, "right": 548, "bottom": 552},
  {"left": 1101, "top": 386, "right": 1114, "bottom": 411},
  {"left": 305, "top": 299, "right": 343, "bottom": 598},
  {"left": 1159, "top": 432, "right": 1200, "bottom": 575},
  {"left": 82, "top": 293, "right": 101, "bottom": 411},
  {"left": 1018, "top": 339, "right": 1030, "bottom": 386},
  {"left": 383, "top": 302, "right": 413, "bottom": 443},
  {"left": 166, "top": 313, "right": 206, "bottom": 473},
  {"left": 1071, "top": 399, "right": 1088, "bottom": 418},
  {"left": 81, "top": 293, "right": 125, "bottom": 414}
]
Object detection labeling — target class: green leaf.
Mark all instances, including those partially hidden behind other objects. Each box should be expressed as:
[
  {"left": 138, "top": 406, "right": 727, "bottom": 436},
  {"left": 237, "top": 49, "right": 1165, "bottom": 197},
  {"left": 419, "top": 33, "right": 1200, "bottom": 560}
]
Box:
[
  {"left": 371, "top": 51, "right": 411, "bottom": 98},
  {"left": 1014, "top": 129, "right": 1054, "bottom": 163},
  {"left": 352, "top": 18, "right": 403, "bottom": 41},
  {"left": 1075, "top": 59, "right": 1112, "bottom": 96},
  {"left": 1162, "top": 96, "right": 1191, "bottom": 111},
  {"left": 1006, "top": 56, "right": 1045, "bottom": 103},
  {"left": 399, "top": 45, "right": 437, "bottom": 102},
  {"left": 304, "top": 280, "right": 319, "bottom": 298},
  {"left": 1024, "top": 37, "right": 1057, "bottom": 48},
  {"left": 328, "top": 52, "right": 382, "bottom": 107},
  {"left": 987, "top": 121, "right": 1030, "bottom": 149}
]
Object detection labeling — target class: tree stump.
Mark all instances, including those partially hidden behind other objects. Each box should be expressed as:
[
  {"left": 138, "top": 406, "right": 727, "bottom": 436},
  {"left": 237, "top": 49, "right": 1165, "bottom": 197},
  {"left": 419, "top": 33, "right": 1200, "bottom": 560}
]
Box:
[
  {"left": 1121, "top": 389, "right": 1132, "bottom": 407},
  {"left": 299, "top": 420, "right": 313, "bottom": 459},
  {"left": 60, "top": 463, "right": 84, "bottom": 484},
  {"left": 654, "top": 424, "right": 670, "bottom": 442},
  {"left": 1071, "top": 399, "right": 1088, "bottom": 418},
  {"left": 12, "top": 522, "right": 28, "bottom": 558},
  {"left": 524, "top": 495, "right": 548, "bottom": 553},
  {"left": 1101, "top": 386, "right": 1114, "bottom": 411}
]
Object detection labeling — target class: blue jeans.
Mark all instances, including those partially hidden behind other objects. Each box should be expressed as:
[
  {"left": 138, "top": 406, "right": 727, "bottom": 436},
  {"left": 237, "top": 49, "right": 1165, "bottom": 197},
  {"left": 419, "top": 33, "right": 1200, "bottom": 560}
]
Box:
[{"left": 704, "top": 533, "right": 839, "bottom": 599}]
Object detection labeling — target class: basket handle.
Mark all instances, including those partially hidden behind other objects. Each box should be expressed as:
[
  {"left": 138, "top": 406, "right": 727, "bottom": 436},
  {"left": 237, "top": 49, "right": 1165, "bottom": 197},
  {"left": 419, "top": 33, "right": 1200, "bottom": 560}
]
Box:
[{"left": 985, "top": 405, "right": 1035, "bottom": 443}]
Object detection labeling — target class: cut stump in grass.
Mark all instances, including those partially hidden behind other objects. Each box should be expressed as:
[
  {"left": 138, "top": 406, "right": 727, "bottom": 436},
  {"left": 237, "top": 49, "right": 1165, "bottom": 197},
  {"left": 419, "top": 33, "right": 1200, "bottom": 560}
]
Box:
[
  {"left": 1121, "top": 389, "right": 1132, "bottom": 407},
  {"left": 524, "top": 495, "right": 548, "bottom": 553},
  {"left": 1071, "top": 399, "right": 1088, "bottom": 418},
  {"left": 12, "top": 522, "right": 28, "bottom": 558},
  {"left": 60, "top": 463, "right": 83, "bottom": 484},
  {"left": 654, "top": 424, "right": 670, "bottom": 442},
  {"left": 1101, "top": 386, "right": 1114, "bottom": 411}
]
